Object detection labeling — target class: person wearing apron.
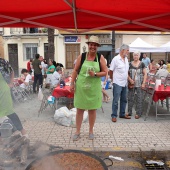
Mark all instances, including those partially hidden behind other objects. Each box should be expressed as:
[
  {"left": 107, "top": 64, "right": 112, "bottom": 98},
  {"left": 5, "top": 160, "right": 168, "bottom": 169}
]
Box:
[{"left": 70, "top": 36, "right": 108, "bottom": 141}]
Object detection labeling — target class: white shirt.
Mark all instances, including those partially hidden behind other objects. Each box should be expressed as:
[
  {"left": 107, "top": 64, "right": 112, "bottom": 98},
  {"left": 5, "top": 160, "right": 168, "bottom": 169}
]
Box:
[
  {"left": 41, "top": 61, "right": 48, "bottom": 75},
  {"left": 155, "top": 69, "right": 169, "bottom": 79},
  {"left": 51, "top": 71, "right": 61, "bottom": 86},
  {"left": 142, "top": 57, "right": 150, "bottom": 67},
  {"left": 110, "top": 54, "right": 129, "bottom": 87},
  {"left": 20, "top": 74, "right": 32, "bottom": 89}
]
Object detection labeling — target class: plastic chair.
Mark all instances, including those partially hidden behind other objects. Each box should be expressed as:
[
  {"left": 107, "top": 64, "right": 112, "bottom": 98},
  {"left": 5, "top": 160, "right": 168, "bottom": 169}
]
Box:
[
  {"left": 144, "top": 80, "right": 156, "bottom": 121},
  {"left": 38, "top": 86, "right": 56, "bottom": 116},
  {"left": 12, "top": 80, "right": 31, "bottom": 102}
]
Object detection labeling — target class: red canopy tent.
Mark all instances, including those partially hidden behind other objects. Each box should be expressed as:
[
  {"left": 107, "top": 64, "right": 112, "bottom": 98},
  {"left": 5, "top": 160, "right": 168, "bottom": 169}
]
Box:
[{"left": 0, "top": 0, "right": 170, "bottom": 33}]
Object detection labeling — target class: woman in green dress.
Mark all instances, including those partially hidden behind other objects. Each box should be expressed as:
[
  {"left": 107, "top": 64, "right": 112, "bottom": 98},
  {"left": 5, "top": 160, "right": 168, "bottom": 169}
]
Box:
[
  {"left": 0, "top": 58, "right": 27, "bottom": 136},
  {"left": 70, "top": 36, "right": 108, "bottom": 141},
  {"left": 46, "top": 59, "right": 55, "bottom": 74}
]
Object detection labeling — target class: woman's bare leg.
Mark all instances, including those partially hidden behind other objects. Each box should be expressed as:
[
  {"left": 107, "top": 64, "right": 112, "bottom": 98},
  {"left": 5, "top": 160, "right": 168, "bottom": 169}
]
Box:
[
  {"left": 75, "top": 108, "right": 84, "bottom": 134},
  {"left": 88, "top": 110, "right": 96, "bottom": 134}
]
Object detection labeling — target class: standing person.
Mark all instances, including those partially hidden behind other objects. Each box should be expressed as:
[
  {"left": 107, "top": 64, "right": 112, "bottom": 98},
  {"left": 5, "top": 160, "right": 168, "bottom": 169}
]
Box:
[
  {"left": 70, "top": 35, "right": 107, "bottom": 141},
  {"left": 45, "top": 59, "right": 56, "bottom": 85},
  {"left": 109, "top": 44, "right": 131, "bottom": 123},
  {"left": 101, "top": 67, "right": 110, "bottom": 103},
  {"left": 42, "top": 59, "right": 48, "bottom": 79},
  {"left": 46, "top": 59, "right": 55, "bottom": 74},
  {"left": 149, "top": 59, "right": 158, "bottom": 75},
  {"left": 142, "top": 53, "right": 150, "bottom": 68},
  {"left": 0, "top": 58, "right": 27, "bottom": 136},
  {"left": 127, "top": 51, "right": 147, "bottom": 119},
  {"left": 27, "top": 59, "right": 33, "bottom": 74},
  {"left": 32, "top": 54, "right": 42, "bottom": 93},
  {"left": 158, "top": 59, "right": 166, "bottom": 69}
]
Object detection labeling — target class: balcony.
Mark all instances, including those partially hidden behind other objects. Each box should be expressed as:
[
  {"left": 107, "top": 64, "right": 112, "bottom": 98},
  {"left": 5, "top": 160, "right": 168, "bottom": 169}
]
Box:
[{"left": 10, "top": 28, "right": 48, "bottom": 35}]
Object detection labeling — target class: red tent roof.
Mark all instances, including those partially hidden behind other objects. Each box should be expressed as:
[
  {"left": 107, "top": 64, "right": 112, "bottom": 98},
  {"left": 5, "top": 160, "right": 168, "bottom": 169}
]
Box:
[{"left": 1, "top": 0, "right": 170, "bottom": 33}]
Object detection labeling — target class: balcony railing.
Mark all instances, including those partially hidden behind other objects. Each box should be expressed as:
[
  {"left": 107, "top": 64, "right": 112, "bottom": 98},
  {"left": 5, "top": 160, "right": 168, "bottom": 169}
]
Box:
[{"left": 10, "top": 28, "right": 48, "bottom": 35}]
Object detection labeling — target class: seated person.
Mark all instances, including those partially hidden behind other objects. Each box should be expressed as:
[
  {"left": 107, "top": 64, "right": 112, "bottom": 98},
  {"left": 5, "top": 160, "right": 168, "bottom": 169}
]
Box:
[
  {"left": 155, "top": 64, "right": 169, "bottom": 79},
  {"left": 19, "top": 69, "right": 32, "bottom": 89},
  {"left": 51, "top": 67, "right": 62, "bottom": 87}
]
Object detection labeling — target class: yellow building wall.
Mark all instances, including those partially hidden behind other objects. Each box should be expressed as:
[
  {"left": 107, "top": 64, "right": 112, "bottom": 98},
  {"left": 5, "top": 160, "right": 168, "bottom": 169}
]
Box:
[{"left": 0, "top": 36, "right": 4, "bottom": 58}]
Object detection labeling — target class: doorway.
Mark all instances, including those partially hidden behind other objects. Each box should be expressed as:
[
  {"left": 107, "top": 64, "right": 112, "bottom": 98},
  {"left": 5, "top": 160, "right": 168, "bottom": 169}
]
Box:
[
  {"left": 65, "top": 44, "right": 80, "bottom": 69},
  {"left": 8, "top": 44, "right": 19, "bottom": 77},
  {"left": 99, "top": 51, "right": 111, "bottom": 66}
]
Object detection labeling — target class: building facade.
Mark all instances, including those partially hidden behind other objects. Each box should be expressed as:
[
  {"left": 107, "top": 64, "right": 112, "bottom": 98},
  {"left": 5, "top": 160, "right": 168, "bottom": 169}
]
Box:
[{"left": 1, "top": 28, "right": 170, "bottom": 77}]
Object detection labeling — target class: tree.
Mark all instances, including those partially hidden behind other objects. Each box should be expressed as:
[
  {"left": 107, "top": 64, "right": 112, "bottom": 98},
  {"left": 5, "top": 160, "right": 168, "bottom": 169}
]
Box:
[
  {"left": 112, "top": 31, "right": 115, "bottom": 59},
  {"left": 47, "top": 28, "right": 55, "bottom": 61}
]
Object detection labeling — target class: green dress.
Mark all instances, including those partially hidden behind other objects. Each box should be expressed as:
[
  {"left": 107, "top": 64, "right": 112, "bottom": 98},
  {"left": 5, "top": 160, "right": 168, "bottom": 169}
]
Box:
[
  {"left": 74, "top": 54, "right": 102, "bottom": 110},
  {"left": 0, "top": 72, "right": 14, "bottom": 117}
]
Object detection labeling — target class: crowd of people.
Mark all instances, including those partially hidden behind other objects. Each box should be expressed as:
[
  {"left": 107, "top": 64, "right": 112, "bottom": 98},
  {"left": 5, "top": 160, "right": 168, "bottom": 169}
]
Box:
[{"left": 1, "top": 35, "right": 169, "bottom": 142}]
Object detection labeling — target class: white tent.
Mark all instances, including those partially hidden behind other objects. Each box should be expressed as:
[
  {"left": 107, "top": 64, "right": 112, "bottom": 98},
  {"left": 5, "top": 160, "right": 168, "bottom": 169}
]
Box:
[
  {"left": 160, "top": 41, "right": 170, "bottom": 52},
  {"left": 116, "top": 37, "right": 166, "bottom": 53}
]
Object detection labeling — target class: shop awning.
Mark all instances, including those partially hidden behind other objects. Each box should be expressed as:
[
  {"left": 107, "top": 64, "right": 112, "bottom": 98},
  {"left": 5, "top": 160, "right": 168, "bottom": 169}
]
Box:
[{"left": 0, "top": 0, "right": 170, "bottom": 33}]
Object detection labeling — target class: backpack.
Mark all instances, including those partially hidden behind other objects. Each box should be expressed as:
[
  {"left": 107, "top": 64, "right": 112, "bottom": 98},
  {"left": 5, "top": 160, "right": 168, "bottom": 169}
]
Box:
[
  {"left": 0, "top": 58, "right": 13, "bottom": 84},
  {"left": 78, "top": 52, "right": 101, "bottom": 74}
]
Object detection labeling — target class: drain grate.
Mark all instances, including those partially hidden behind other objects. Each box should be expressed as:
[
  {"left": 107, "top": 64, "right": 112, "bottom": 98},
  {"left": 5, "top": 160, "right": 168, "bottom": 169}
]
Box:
[{"left": 143, "top": 163, "right": 167, "bottom": 170}]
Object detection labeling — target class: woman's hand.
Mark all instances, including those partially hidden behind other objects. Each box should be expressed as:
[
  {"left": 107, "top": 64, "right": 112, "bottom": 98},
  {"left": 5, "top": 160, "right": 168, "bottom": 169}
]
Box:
[
  {"left": 8, "top": 83, "right": 13, "bottom": 88},
  {"left": 70, "top": 83, "right": 75, "bottom": 93},
  {"left": 88, "top": 71, "right": 95, "bottom": 77},
  {"left": 141, "top": 83, "right": 145, "bottom": 89},
  {"left": 130, "top": 79, "right": 135, "bottom": 84}
]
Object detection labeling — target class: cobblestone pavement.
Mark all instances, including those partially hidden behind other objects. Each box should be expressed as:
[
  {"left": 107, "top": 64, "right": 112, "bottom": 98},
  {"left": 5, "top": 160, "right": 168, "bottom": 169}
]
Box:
[
  {"left": 14, "top": 89, "right": 170, "bottom": 152},
  {"left": 23, "top": 120, "right": 170, "bottom": 151}
]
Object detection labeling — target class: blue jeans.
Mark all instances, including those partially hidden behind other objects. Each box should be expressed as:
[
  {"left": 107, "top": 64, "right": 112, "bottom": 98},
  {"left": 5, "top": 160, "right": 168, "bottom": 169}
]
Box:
[
  {"left": 111, "top": 83, "right": 127, "bottom": 118},
  {"left": 33, "top": 73, "right": 43, "bottom": 92}
]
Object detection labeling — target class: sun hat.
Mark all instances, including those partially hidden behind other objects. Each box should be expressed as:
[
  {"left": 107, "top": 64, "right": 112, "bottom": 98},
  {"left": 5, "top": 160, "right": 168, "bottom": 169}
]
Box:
[{"left": 86, "top": 35, "right": 101, "bottom": 47}]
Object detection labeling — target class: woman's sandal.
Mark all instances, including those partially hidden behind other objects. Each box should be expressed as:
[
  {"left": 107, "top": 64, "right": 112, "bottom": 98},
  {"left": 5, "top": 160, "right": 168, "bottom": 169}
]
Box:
[
  {"left": 73, "top": 134, "right": 80, "bottom": 141},
  {"left": 89, "top": 134, "right": 94, "bottom": 140}
]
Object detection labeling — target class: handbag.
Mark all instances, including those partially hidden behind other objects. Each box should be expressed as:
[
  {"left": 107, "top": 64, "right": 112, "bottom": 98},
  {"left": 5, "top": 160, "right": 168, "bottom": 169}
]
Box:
[
  {"left": 128, "top": 69, "right": 137, "bottom": 89},
  {"left": 128, "top": 81, "right": 135, "bottom": 89}
]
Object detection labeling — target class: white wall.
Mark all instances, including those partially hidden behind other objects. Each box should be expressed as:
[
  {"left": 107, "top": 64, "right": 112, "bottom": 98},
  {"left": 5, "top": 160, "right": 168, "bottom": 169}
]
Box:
[
  {"left": 55, "top": 35, "right": 88, "bottom": 68},
  {"left": 55, "top": 36, "right": 65, "bottom": 66},
  {"left": 4, "top": 36, "right": 48, "bottom": 71}
]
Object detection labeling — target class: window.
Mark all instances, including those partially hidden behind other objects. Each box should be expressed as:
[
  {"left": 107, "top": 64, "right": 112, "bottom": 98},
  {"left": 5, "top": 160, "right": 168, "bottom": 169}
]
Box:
[
  {"left": 23, "top": 43, "right": 38, "bottom": 60},
  {"left": 10, "top": 28, "right": 23, "bottom": 34}
]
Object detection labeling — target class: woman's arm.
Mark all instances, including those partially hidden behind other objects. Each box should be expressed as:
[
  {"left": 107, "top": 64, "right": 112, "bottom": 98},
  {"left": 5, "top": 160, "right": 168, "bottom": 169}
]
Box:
[
  {"left": 128, "top": 71, "right": 135, "bottom": 84},
  {"left": 149, "top": 63, "right": 152, "bottom": 71},
  {"left": 48, "top": 66, "right": 55, "bottom": 73},
  {"left": 88, "top": 55, "right": 107, "bottom": 77},
  {"left": 141, "top": 68, "right": 147, "bottom": 89}
]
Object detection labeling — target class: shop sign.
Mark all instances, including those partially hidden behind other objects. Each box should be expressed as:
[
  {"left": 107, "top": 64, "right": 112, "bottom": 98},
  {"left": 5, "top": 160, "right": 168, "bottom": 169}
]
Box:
[{"left": 64, "top": 36, "right": 81, "bottom": 43}]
